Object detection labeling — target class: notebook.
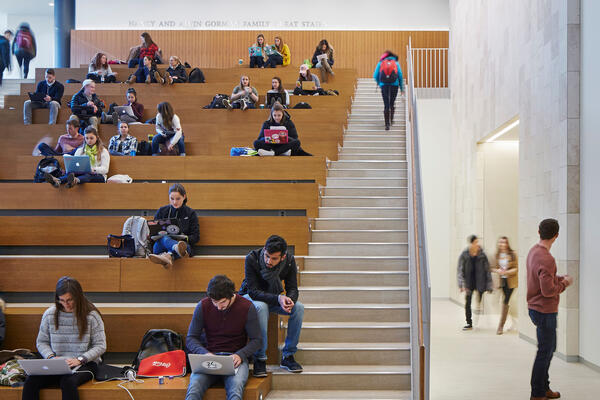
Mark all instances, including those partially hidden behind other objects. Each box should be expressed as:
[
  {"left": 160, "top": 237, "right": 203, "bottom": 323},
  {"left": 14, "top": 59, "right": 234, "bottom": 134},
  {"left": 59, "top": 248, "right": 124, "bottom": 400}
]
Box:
[
  {"left": 189, "top": 353, "right": 239, "bottom": 376},
  {"left": 301, "top": 81, "right": 317, "bottom": 91},
  {"left": 264, "top": 46, "right": 280, "bottom": 57},
  {"left": 114, "top": 105, "right": 135, "bottom": 118},
  {"left": 316, "top": 53, "right": 328, "bottom": 62},
  {"left": 28, "top": 92, "right": 46, "bottom": 102},
  {"left": 248, "top": 46, "right": 263, "bottom": 57},
  {"left": 18, "top": 359, "right": 81, "bottom": 376},
  {"left": 63, "top": 155, "right": 91, "bottom": 174},
  {"left": 264, "top": 127, "right": 288, "bottom": 144}
]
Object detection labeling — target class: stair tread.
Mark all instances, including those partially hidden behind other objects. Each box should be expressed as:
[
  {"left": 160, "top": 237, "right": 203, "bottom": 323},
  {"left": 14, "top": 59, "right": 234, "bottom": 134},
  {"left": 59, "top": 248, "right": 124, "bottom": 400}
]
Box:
[
  {"left": 299, "top": 286, "right": 409, "bottom": 291},
  {"left": 296, "top": 342, "right": 411, "bottom": 350},
  {"left": 268, "top": 365, "right": 411, "bottom": 374},
  {"left": 302, "top": 303, "right": 409, "bottom": 308},
  {"left": 301, "top": 270, "right": 408, "bottom": 274},
  {"left": 266, "top": 390, "right": 411, "bottom": 400}
]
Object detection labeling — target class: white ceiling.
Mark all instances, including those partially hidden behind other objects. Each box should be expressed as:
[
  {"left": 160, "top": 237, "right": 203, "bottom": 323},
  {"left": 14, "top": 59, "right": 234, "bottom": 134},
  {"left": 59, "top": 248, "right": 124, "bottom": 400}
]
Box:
[{"left": 2, "top": 0, "right": 54, "bottom": 16}]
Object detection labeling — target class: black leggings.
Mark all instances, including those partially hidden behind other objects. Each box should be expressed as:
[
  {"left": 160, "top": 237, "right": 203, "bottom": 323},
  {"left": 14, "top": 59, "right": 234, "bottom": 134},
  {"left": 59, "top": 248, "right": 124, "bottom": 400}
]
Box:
[
  {"left": 16, "top": 51, "right": 33, "bottom": 79},
  {"left": 501, "top": 280, "right": 514, "bottom": 305},
  {"left": 250, "top": 56, "right": 265, "bottom": 68},
  {"left": 86, "top": 73, "right": 116, "bottom": 83},
  {"left": 465, "top": 289, "right": 483, "bottom": 325},
  {"left": 22, "top": 362, "right": 97, "bottom": 400},
  {"left": 381, "top": 85, "right": 399, "bottom": 111},
  {"left": 267, "top": 54, "right": 283, "bottom": 68},
  {"left": 254, "top": 138, "right": 300, "bottom": 155}
]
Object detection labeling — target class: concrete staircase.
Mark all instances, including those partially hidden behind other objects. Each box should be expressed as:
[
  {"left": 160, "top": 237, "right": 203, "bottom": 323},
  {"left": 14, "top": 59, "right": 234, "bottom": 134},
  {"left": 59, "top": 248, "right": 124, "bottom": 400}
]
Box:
[
  {"left": 0, "top": 79, "right": 32, "bottom": 109},
  {"left": 267, "top": 79, "right": 411, "bottom": 399}
]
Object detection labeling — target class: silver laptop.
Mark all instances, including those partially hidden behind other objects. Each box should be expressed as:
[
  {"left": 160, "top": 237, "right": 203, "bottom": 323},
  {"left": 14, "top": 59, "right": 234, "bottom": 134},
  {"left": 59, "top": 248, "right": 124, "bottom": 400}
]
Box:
[
  {"left": 63, "top": 155, "right": 91, "bottom": 174},
  {"left": 188, "top": 354, "right": 239, "bottom": 376},
  {"left": 114, "top": 105, "right": 135, "bottom": 118},
  {"left": 18, "top": 359, "right": 81, "bottom": 375}
]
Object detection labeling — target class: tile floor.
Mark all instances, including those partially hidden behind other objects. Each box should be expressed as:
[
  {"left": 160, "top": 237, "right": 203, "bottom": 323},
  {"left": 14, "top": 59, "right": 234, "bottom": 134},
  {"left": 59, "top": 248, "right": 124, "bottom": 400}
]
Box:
[{"left": 431, "top": 299, "right": 600, "bottom": 399}]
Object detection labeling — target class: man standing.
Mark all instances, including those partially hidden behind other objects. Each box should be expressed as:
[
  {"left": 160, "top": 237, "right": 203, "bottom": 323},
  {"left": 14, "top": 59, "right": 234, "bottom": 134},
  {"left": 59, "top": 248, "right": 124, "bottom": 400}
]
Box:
[
  {"left": 186, "top": 275, "right": 261, "bottom": 400},
  {"left": 239, "top": 235, "right": 304, "bottom": 377},
  {"left": 0, "top": 30, "right": 12, "bottom": 85},
  {"left": 23, "top": 68, "right": 64, "bottom": 125},
  {"left": 527, "top": 218, "right": 573, "bottom": 400}
]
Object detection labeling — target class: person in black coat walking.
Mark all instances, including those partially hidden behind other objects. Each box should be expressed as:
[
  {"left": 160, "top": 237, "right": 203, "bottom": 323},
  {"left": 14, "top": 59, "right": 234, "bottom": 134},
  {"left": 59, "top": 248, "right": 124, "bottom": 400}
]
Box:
[
  {"left": 0, "top": 30, "right": 13, "bottom": 86},
  {"left": 457, "top": 235, "right": 493, "bottom": 330}
]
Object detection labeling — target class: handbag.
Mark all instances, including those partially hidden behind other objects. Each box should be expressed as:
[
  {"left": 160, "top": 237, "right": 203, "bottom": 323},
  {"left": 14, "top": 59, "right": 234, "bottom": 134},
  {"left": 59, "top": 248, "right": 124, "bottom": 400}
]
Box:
[{"left": 107, "top": 234, "right": 135, "bottom": 257}]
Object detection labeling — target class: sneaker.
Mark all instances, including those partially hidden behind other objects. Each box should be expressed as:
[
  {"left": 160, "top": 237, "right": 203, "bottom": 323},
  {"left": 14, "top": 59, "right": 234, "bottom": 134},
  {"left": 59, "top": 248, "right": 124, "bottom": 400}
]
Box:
[
  {"left": 44, "top": 172, "right": 60, "bottom": 188},
  {"left": 173, "top": 241, "right": 188, "bottom": 258},
  {"left": 145, "top": 73, "right": 151, "bottom": 84},
  {"left": 241, "top": 100, "right": 248, "bottom": 111},
  {"left": 65, "top": 173, "right": 78, "bottom": 189},
  {"left": 281, "top": 149, "right": 291, "bottom": 156},
  {"left": 112, "top": 112, "right": 119, "bottom": 125},
  {"left": 164, "top": 73, "right": 173, "bottom": 85},
  {"left": 257, "top": 149, "right": 275, "bottom": 156},
  {"left": 280, "top": 355, "right": 303, "bottom": 373},
  {"left": 253, "top": 359, "right": 267, "bottom": 378},
  {"left": 153, "top": 71, "right": 165, "bottom": 84},
  {"left": 148, "top": 252, "right": 173, "bottom": 268},
  {"left": 462, "top": 324, "right": 473, "bottom": 331},
  {"left": 222, "top": 99, "right": 232, "bottom": 109}
]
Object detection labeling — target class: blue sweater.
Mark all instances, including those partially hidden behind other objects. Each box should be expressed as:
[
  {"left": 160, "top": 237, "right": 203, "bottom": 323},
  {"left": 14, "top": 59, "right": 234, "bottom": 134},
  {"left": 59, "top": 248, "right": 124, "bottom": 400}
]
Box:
[{"left": 373, "top": 57, "right": 405, "bottom": 90}]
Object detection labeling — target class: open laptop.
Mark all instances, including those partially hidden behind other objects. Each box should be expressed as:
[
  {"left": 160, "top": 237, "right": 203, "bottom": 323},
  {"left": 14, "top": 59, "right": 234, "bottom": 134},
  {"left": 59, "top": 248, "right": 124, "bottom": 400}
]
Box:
[
  {"left": 264, "top": 46, "right": 279, "bottom": 57},
  {"left": 264, "top": 127, "right": 288, "bottom": 144},
  {"left": 266, "top": 92, "right": 285, "bottom": 107},
  {"left": 18, "top": 359, "right": 81, "bottom": 376},
  {"left": 301, "top": 81, "right": 317, "bottom": 91},
  {"left": 188, "top": 354, "right": 238, "bottom": 376},
  {"left": 114, "top": 105, "right": 135, "bottom": 119},
  {"left": 148, "top": 218, "right": 185, "bottom": 240},
  {"left": 63, "top": 155, "right": 91, "bottom": 174},
  {"left": 28, "top": 92, "right": 46, "bottom": 103},
  {"left": 248, "top": 46, "right": 263, "bottom": 57}
]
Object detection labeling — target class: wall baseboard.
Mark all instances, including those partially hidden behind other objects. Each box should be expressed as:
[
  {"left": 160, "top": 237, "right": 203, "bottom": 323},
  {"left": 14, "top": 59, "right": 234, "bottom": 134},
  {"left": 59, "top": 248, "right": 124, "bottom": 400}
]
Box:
[{"left": 519, "top": 333, "right": 580, "bottom": 363}]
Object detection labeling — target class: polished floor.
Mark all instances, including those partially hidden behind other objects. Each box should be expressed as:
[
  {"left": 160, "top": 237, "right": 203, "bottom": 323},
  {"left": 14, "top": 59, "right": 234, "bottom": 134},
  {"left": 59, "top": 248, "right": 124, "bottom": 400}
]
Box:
[{"left": 431, "top": 299, "right": 600, "bottom": 400}]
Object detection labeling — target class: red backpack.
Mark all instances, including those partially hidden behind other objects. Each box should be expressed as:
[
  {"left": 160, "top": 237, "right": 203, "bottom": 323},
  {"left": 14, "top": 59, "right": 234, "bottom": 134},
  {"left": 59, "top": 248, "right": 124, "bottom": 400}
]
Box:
[
  {"left": 379, "top": 59, "right": 398, "bottom": 84},
  {"left": 16, "top": 30, "right": 33, "bottom": 51}
]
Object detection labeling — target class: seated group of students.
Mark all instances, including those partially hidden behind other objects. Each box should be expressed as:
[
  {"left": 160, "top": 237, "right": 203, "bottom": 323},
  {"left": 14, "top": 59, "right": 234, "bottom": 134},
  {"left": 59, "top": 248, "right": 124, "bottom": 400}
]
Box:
[{"left": 20, "top": 229, "right": 304, "bottom": 400}]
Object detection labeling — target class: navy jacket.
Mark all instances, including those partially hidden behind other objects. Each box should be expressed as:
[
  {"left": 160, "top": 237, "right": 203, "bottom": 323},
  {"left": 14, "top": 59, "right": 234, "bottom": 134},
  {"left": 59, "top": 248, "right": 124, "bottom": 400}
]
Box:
[
  {"left": 70, "top": 88, "right": 103, "bottom": 110},
  {"left": 0, "top": 37, "right": 10, "bottom": 70},
  {"left": 35, "top": 80, "right": 65, "bottom": 105},
  {"left": 166, "top": 64, "right": 188, "bottom": 83},
  {"left": 154, "top": 205, "right": 200, "bottom": 254}
]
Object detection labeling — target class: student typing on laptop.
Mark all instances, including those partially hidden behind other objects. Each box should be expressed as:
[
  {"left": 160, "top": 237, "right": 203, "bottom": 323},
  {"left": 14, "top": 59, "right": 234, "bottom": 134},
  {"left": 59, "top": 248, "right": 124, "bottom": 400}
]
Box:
[
  {"left": 293, "top": 64, "right": 324, "bottom": 96},
  {"left": 23, "top": 68, "right": 64, "bottom": 125},
  {"left": 186, "top": 275, "right": 261, "bottom": 400},
  {"left": 22, "top": 276, "right": 106, "bottom": 400},
  {"left": 253, "top": 102, "right": 301, "bottom": 156},
  {"left": 265, "top": 77, "right": 290, "bottom": 108},
  {"left": 44, "top": 126, "right": 110, "bottom": 189}
]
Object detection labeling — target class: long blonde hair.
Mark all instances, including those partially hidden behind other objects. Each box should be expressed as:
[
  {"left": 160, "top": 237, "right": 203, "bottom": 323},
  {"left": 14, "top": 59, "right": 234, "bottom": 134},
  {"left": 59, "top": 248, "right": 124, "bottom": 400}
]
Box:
[{"left": 83, "top": 126, "right": 105, "bottom": 164}]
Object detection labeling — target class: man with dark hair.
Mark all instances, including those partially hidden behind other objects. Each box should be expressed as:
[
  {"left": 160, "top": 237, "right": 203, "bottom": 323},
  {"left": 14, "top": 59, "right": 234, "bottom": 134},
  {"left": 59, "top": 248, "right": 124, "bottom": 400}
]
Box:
[
  {"left": 0, "top": 30, "right": 12, "bottom": 85},
  {"left": 527, "top": 219, "right": 573, "bottom": 400},
  {"left": 185, "top": 275, "right": 261, "bottom": 400},
  {"left": 457, "top": 234, "right": 492, "bottom": 330},
  {"left": 24, "top": 68, "right": 64, "bottom": 125},
  {"left": 239, "top": 235, "right": 304, "bottom": 377},
  {"left": 35, "top": 117, "right": 83, "bottom": 156}
]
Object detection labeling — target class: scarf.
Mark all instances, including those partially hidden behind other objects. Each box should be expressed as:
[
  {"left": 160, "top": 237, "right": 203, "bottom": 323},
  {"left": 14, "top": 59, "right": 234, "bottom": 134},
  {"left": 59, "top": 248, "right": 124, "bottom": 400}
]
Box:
[
  {"left": 84, "top": 144, "right": 98, "bottom": 167},
  {"left": 258, "top": 248, "right": 284, "bottom": 295}
]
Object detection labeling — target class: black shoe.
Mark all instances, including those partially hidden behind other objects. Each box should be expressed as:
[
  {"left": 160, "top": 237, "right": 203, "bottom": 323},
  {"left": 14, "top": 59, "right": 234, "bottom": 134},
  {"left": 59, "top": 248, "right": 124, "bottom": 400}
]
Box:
[
  {"left": 280, "top": 355, "right": 303, "bottom": 373},
  {"left": 44, "top": 172, "right": 60, "bottom": 188},
  {"left": 462, "top": 324, "right": 473, "bottom": 331},
  {"left": 253, "top": 359, "right": 267, "bottom": 378},
  {"left": 65, "top": 172, "right": 77, "bottom": 189}
]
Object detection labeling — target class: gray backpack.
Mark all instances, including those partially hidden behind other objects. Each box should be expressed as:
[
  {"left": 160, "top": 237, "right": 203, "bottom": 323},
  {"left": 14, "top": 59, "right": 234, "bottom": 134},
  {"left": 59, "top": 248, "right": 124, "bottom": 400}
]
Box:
[{"left": 122, "top": 216, "right": 150, "bottom": 257}]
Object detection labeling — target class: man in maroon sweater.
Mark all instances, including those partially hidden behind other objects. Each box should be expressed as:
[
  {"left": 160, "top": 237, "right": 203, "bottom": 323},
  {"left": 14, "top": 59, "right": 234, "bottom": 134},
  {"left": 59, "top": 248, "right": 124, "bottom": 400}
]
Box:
[
  {"left": 527, "top": 218, "right": 573, "bottom": 400},
  {"left": 185, "top": 275, "right": 261, "bottom": 400}
]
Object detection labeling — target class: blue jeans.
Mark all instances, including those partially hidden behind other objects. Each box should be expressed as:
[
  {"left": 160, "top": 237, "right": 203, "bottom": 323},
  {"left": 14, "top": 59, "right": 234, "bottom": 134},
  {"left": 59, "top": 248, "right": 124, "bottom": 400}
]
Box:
[
  {"left": 151, "top": 133, "right": 185, "bottom": 155},
  {"left": 185, "top": 360, "right": 249, "bottom": 400},
  {"left": 242, "top": 294, "right": 304, "bottom": 360},
  {"left": 24, "top": 100, "right": 61, "bottom": 124},
  {"left": 152, "top": 235, "right": 191, "bottom": 260},
  {"left": 529, "top": 309, "right": 557, "bottom": 398},
  {"left": 37, "top": 142, "right": 77, "bottom": 156},
  {"left": 59, "top": 172, "right": 105, "bottom": 184}
]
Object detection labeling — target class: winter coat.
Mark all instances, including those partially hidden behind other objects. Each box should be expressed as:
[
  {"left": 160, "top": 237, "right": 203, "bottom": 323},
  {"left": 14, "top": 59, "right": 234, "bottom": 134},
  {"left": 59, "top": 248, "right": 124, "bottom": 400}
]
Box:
[
  {"left": 153, "top": 205, "right": 200, "bottom": 255},
  {"left": 457, "top": 248, "right": 493, "bottom": 292}
]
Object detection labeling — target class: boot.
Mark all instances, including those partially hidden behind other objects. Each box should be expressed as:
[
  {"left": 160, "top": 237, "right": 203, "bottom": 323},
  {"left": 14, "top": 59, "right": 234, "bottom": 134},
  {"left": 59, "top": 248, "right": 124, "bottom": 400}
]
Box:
[
  {"left": 390, "top": 106, "right": 395, "bottom": 124},
  {"left": 497, "top": 303, "right": 509, "bottom": 335},
  {"left": 319, "top": 65, "right": 327, "bottom": 83},
  {"left": 384, "top": 110, "right": 390, "bottom": 131}
]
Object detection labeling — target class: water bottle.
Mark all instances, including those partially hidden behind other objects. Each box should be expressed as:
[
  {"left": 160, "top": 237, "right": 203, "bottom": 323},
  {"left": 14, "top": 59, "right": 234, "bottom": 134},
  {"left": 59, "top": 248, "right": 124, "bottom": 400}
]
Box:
[
  {"left": 130, "top": 150, "right": 136, "bottom": 156},
  {"left": 101, "top": 75, "right": 105, "bottom": 83}
]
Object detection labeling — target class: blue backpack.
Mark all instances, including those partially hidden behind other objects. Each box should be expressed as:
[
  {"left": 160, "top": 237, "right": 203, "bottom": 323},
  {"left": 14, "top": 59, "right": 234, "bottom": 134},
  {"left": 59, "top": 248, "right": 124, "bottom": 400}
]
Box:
[{"left": 33, "top": 156, "right": 62, "bottom": 183}]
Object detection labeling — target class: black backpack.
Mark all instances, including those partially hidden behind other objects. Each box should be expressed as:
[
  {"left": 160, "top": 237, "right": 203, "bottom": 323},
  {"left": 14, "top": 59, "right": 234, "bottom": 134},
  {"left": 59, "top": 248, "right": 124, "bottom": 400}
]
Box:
[
  {"left": 293, "top": 102, "right": 312, "bottom": 109},
  {"left": 132, "top": 329, "right": 183, "bottom": 371},
  {"left": 34, "top": 156, "right": 62, "bottom": 183},
  {"left": 188, "top": 67, "right": 205, "bottom": 83},
  {"left": 136, "top": 140, "right": 152, "bottom": 156},
  {"left": 204, "top": 94, "right": 229, "bottom": 109}
]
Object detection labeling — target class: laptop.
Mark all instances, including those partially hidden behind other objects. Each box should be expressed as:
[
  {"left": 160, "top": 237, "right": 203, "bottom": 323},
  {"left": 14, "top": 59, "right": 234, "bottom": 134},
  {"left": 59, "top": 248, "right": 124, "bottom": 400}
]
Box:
[
  {"left": 188, "top": 354, "right": 239, "bottom": 376},
  {"left": 148, "top": 218, "right": 185, "bottom": 240},
  {"left": 248, "top": 46, "right": 263, "bottom": 57},
  {"left": 266, "top": 92, "right": 285, "bottom": 107},
  {"left": 114, "top": 105, "right": 135, "bottom": 118},
  {"left": 264, "top": 127, "right": 288, "bottom": 144},
  {"left": 28, "top": 92, "right": 46, "bottom": 102},
  {"left": 301, "top": 81, "right": 317, "bottom": 91},
  {"left": 18, "top": 359, "right": 81, "bottom": 376},
  {"left": 316, "top": 53, "right": 328, "bottom": 63},
  {"left": 63, "top": 155, "right": 91, "bottom": 174}
]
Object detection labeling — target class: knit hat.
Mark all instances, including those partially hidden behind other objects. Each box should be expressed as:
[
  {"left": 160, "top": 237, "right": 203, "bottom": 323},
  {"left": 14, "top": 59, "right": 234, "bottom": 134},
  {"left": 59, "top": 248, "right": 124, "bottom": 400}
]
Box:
[{"left": 81, "top": 79, "right": 94, "bottom": 88}]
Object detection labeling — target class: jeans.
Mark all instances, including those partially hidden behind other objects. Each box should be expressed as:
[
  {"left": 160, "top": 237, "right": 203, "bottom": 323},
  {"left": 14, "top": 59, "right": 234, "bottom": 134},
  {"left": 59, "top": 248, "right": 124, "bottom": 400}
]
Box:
[
  {"left": 128, "top": 58, "right": 140, "bottom": 68},
  {"left": 242, "top": 294, "right": 304, "bottom": 360},
  {"left": 381, "top": 85, "right": 399, "bottom": 111},
  {"left": 529, "top": 309, "right": 557, "bottom": 398},
  {"left": 22, "top": 362, "right": 97, "bottom": 400},
  {"left": 185, "top": 360, "right": 249, "bottom": 400},
  {"left": 69, "top": 114, "right": 99, "bottom": 131},
  {"left": 152, "top": 235, "right": 191, "bottom": 260},
  {"left": 152, "top": 133, "right": 185, "bottom": 155},
  {"left": 267, "top": 54, "right": 283, "bottom": 68},
  {"left": 0, "top": 65, "right": 5, "bottom": 85},
  {"left": 59, "top": 172, "right": 105, "bottom": 184},
  {"left": 464, "top": 289, "right": 483, "bottom": 325},
  {"left": 15, "top": 51, "right": 33, "bottom": 78},
  {"left": 253, "top": 138, "right": 300, "bottom": 156},
  {"left": 249, "top": 56, "right": 265, "bottom": 68},
  {"left": 37, "top": 142, "right": 77, "bottom": 156},
  {"left": 24, "top": 100, "right": 61, "bottom": 124}
]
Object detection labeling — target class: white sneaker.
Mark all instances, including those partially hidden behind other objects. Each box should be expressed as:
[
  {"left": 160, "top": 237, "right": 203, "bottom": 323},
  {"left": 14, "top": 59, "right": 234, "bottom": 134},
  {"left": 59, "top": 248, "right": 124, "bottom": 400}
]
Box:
[
  {"left": 258, "top": 149, "right": 275, "bottom": 156},
  {"left": 281, "top": 150, "right": 291, "bottom": 156}
]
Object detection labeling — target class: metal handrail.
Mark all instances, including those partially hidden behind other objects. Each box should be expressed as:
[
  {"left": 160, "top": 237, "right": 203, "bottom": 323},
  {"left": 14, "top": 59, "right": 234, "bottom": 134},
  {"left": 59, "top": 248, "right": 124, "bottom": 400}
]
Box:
[{"left": 406, "top": 37, "right": 431, "bottom": 400}]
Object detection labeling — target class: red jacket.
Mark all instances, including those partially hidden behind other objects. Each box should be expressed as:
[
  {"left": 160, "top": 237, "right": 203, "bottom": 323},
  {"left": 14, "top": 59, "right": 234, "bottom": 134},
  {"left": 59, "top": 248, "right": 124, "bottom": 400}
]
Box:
[
  {"left": 139, "top": 43, "right": 158, "bottom": 60},
  {"left": 526, "top": 244, "right": 567, "bottom": 313}
]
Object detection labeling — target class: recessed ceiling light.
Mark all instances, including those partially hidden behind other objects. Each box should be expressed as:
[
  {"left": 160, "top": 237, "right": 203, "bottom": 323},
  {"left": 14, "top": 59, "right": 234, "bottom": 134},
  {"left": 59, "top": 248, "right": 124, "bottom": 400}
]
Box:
[{"left": 49, "top": 2, "right": 54, "bottom": 6}]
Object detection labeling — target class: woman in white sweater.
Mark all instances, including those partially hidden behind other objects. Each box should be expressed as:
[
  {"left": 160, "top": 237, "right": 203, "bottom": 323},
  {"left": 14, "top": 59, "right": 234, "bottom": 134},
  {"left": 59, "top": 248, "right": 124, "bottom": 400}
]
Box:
[
  {"left": 86, "top": 52, "right": 117, "bottom": 83},
  {"left": 152, "top": 101, "right": 185, "bottom": 155},
  {"left": 22, "top": 276, "right": 106, "bottom": 400},
  {"left": 44, "top": 126, "right": 110, "bottom": 188}
]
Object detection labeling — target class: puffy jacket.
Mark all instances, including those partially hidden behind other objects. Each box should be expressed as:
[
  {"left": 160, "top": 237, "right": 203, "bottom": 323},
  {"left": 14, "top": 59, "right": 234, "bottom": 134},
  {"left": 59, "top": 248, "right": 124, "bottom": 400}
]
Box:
[{"left": 154, "top": 205, "right": 200, "bottom": 254}]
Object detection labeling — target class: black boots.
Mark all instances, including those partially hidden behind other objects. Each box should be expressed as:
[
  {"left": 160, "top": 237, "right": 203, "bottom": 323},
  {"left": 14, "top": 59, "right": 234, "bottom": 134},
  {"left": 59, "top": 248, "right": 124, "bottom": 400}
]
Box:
[
  {"left": 390, "top": 106, "right": 395, "bottom": 124},
  {"left": 384, "top": 110, "right": 391, "bottom": 131}
]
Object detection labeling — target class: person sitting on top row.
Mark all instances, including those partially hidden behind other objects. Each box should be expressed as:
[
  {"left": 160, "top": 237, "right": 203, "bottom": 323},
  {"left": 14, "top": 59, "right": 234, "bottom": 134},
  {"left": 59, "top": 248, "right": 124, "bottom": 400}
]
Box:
[
  {"left": 311, "top": 39, "right": 334, "bottom": 83},
  {"left": 128, "top": 32, "right": 161, "bottom": 68},
  {"left": 86, "top": 52, "right": 117, "bottom": 83}
]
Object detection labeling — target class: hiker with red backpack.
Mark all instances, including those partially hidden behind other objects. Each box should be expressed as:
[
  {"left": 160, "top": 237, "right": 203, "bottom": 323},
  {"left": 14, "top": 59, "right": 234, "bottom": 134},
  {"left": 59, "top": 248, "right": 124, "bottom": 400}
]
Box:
[
  {"left": 12, "top": 23, "right": 36, "bottom": 79},
  {"left": 374, "top": 50, "right": 405, "bottom": 131}
]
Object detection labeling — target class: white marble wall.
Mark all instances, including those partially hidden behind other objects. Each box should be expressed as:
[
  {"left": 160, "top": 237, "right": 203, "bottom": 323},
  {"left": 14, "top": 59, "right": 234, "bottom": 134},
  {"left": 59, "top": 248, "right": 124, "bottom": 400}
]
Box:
[{"left": 449, "top": 0, "right": 580, "bottom": 358}]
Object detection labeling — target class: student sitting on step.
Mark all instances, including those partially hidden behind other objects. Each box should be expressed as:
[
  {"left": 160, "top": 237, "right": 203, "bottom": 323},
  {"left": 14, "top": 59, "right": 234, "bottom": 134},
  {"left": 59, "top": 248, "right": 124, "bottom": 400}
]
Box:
[
  {"left": 111, "top": 87, "right": 144, "bottom": 124},
  {"left": 253, "top": 102, "right": 300, "bottom": 156},
  {"left": 148, "top": 183, "right": 199, "bottom": 268},
  {"left": 69, "top": 79, "right": 108, "bottom": 130},
  {"left": 125, "top": 55, "right": 171, "bottom": 85},
  {"left": 86, "top": 52, "right": 117, "bottom": 83},
  {"left": 23, "top": 68, "right": 64, "bottom": 125},
  {"left": 166, "top": 56, "right": 188, "bottom": 83},
  {"left": 152, "top": 102, "right": 185, "bottom": 155},
  {"left": 186, "top": 275, "right": 261, "bottom": 400},
  {"left": 239, "top": 235, "right": 304, "bottom": 377},
  {"left": 265, "top": 76, "right": 290, "bottom": 108},
  {"left": 293, "top": 64, "right": 326, "bottom": 96},
  {"left": 21, "top": 276, "right": 106, "bottom": 400},
  {"left": 223, "top": 75, "right": 259, "bottom": 110},
  {"left": 36, "top": 117, "right": 83, "bottom": 156},
  {"left": 44, "top": 126, "right": 110, "bottom": 188},
  {"left": 108, "top": 121, "right": 138, "bottom": 156}
]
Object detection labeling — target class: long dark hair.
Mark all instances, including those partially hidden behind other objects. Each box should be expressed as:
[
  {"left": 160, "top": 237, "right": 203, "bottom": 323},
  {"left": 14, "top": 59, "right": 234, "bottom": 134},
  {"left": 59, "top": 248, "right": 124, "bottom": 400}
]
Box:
[
  {"left": 317, "top": 39, "right": 330, "bottom": 53},
  {"left": 274, "top": 36, "right": 284, "bottom": 52},
  {"left": 157, "top": 101, "right": 175, "bottom": 131},
  {"left": 169, "top": 183, "right": 188, "bottom": 205},
  {"left": 54, "top": 276, "right": 101, "bottom": 340},
  {"left": 268, "top": 102, "right": 288, "bottom": 124},
  {"left": 272, "top": 76, "right": 285, "bottom": 94},
  {"left": 141, "top": 32, "right": 155, "bottom": 48},
  {"left": 91, "top": 52, "right": 108, "bottom": 69},
  {"left": 495, "top": 236, "right": 516, "bottom": 262},
  {"left": 255, "top": 34, "right": 265, "bottom": 48}
]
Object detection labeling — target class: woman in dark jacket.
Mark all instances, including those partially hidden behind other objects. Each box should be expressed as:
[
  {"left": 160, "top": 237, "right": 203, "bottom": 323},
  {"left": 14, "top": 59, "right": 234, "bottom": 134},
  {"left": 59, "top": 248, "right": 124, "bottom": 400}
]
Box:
[
  {"left": 148, "top": 183, "right": 199, "bottom": 268},
  {"left": 125, "top": 56, "right": 171, "bottom": 84},
  {"left": 457, "top": 235, "right": 492, "bottom": 330},
  {"left": 166, "top": 56, "right": 188, "bottom": 84},
  {"left": 254, "top": 102, "right": 301, "bottom": 156},
  {"left": 311, "top": 39, "right": 334, "bottom": 83}
]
